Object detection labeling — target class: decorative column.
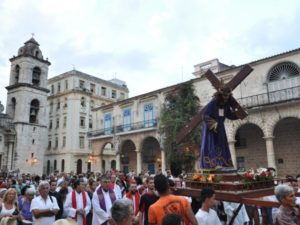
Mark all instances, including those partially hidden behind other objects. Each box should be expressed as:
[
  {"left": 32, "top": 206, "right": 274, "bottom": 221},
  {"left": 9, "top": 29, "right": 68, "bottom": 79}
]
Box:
[
  {"left": 136, "top": 150, "right": 142, "bottom": 174},
  {"left": 264, "top": 136, "right": 276, "bottom": 170},
  {"left": 228, "top": 139, "right": 237, "bottom": 169},
  {"left": 161, "top": 150, "right": 166, "bottom": 173},
  {"left": 116, "top": 153, "right": 121, "bottom": 171}
]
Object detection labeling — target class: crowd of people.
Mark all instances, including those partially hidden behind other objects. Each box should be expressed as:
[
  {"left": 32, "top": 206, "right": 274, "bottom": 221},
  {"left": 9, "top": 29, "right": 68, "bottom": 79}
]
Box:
[{"left": 0, "top": 170, "right": 298, "bottom": 225}]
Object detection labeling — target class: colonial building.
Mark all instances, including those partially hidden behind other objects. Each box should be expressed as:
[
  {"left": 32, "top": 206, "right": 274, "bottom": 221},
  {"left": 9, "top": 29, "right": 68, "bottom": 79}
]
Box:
[
  {"left": 45, "top": 70, "right": 129, "bottom": 174},
  {"left": 89, "top": 49, "right": 300, "bottom": 177}
]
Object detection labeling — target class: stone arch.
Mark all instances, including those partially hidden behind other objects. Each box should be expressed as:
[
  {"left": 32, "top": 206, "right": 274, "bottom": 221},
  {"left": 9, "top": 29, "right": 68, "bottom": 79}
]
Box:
[
  {"left": 76, "top": 159, "right": 82, "bottom": 174},
  {"left": 141, "top": 136, "right": 160, "bottom": 174},
  {"left": 29, "top": 99, "right": 39, "bottom": 124},
  {"left": 227, "top": 115, "right": 266, "bottom": 141},
  {"left": 268, "top": 112, "right": 300, "bottom": 137},
  {"left": 273, "top": 117, "right": 300, "bottom": 176},
  {"left": 234, "top": 123, "right": 267, "bottom": 170},
  {"left": 120, "top": 139, "right": 136, "bottom": 173},
  {"left": 32, "top": 66, "right": 41, "bottom": 86}
]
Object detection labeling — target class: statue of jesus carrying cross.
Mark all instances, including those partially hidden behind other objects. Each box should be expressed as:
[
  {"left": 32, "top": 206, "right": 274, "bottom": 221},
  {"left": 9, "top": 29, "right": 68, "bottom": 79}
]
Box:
[{"left": 176, "top": 65, "right": 254, "bottom": 170}]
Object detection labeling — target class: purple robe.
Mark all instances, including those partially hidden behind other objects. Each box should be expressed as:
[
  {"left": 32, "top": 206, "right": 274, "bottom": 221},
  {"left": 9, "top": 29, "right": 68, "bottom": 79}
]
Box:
[{"left": 200, "top": 98, "right": 238, "bottom": 168}]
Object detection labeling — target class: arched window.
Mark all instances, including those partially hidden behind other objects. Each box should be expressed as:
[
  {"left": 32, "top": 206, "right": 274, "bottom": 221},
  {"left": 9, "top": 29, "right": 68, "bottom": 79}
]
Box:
[
  {"left": 268, "top": 62, "right": 300, "bottom": 82},
  {"left": 61, "top": 159, "right": 65, "bottom": 172},
  {"left": 54, "top": 160, "right": 57, "bottom": 171},
  {"left": 11, "top": 98, "right": 16, "bottom": 118},
  {"left": 29, "top": 99, "right": 39, "bottom": 123},
  {"left": 32, "top": 67, "right": 41, "bottom": 86},
  {"left": 15, "top": 65, "right": 20, "bottom": 84},
  {"left": 81, "top": 97, "right": 86, "bottom": 107},
  {"left": 77, "top": 159, "right": 82, "bottom": 174},
  {"left": 47, "top": 160, "right": 51, "bottom": 175}
]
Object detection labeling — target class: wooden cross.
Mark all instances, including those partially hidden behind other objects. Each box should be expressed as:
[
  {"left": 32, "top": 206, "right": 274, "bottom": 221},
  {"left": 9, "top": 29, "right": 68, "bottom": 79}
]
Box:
[{"left": 175, "top": 64, "right": 254, "bottom": 144}]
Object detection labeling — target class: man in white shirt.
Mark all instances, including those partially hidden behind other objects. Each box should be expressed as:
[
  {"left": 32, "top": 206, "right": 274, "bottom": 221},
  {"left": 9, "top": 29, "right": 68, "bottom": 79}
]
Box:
[
  {"left": 65, "top": 179, "right": 91, "bottom": 225},
  {"left": 195, "top": 188, "right": 222, "bottom": 225},
  {"left": 92, "top": 175, "right": 116, "bottom": 225},
  {"left": 223, "top": 201, "right": 249, "bottom": 225},
  {"left": 30, "top": 181, "right": 60, "bottom": 225}
]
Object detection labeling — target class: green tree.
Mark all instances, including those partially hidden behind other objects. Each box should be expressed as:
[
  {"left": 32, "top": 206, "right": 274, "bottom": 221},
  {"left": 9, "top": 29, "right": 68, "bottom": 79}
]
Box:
[{"left": 159, "top": 82, "right": 202, "bottom": 174}]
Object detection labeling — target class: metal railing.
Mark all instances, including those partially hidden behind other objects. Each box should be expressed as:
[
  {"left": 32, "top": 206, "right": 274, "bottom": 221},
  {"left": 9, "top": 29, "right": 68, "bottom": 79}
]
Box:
[
  {"left": 87, "top": 119, "right": 158, "bottom": 138},
  {"left": 237, "top": 86, "right": 300, "bottom": 108}
]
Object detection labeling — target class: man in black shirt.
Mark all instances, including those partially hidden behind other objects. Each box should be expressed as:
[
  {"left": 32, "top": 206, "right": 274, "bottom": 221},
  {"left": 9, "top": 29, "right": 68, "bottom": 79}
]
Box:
[
  {"left": 49, "top": 179, "right": 64, "bottom": 219},
  {"left": 138, "top": 177, "right": 159, "bottom": 225}
]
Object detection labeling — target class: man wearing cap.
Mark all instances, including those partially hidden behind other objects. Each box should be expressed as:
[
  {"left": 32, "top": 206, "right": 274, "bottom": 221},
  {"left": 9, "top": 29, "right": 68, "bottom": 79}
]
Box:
[{"left": 92, "top": 175, "right": 116, "bottom": 225}]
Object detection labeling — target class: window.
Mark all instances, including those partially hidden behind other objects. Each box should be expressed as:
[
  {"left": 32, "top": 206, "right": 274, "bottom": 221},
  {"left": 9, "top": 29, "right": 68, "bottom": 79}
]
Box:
[
  {"left": 56, "top": 100, "right": 60, "bottom": 111},
  {"left": 101, "top": 87, "right": 106, "bottom": 96},
  {"left": 65, "top": 80, "right": 68, "bottom": 90},
  {"left": 144, "top": 103, "right": 154, "bottom": 127},
  {"left": 80, "top": 116, "right": 85, "bottom": 128},
  {"left": 64, "top": 97, "right": 68, "bottom": 108},
  {"left": 62, "top": 136, "right": 66, "bottom": 147},
  {"left": 79, "top": 80, "right": 85, "bottom": 89},
  {"left": 104, "top": 113, "right": 112, "bottom": 134},
  {"left": 123, "top": 108, "right": 131, "bottom": 131},
  {"left": 0, "top": 136, "right": 2, "bottom": 142},
  {"left": 89, "top": 118, "right": 93, "bottom": 129},
  {"left": 29, "top": 99, "right": 39, "bottom": 123},
  {"left": 61, "top": 159, "right": 65, "bottom": 172},
  {"left": 120, "top": 92, "right": 125, "bottom": 100},
  {"left": 56, "top": 118, "right": 59, "bottom": 129},
  {"left": 32, "top": 67, "right": 41, "bottom": 86},
  {"left": 48, "top": 140, "right": 51, "bottom": 150},
  {"left": 11, "top": 98, "right": 16, "bottom": 118},
  {"left": 63, "top": 117, "right": 67, "bottom": 127},
  {"left": 15, "top": 65, "right": 20, "bottom": 84},
  {"left": 49, "top": 101, "right": 53, "bottom": 114},
  {"left": 49, "top": 120, "right": 52, "bottom": 130},
  {"left": 81, "top": 97, "right": 86, "bottom": 107},
  {"left": 112, "top": 90, "right": 117, "bottom": 99},
  {"left": 55, "top": 137, "right": 58, "bottom": 149},
  {"left": 90, "top": 100, "right": 94, "bottom": 109},
  {"left": 57, "top": 82, "right": 61, "bottom": 93},
  {"left": 79, "top": 136, "right": 85, "bottom": 148},
  {"left": 51, "top": 85, "right": 54, "bottom": 94},
  {"left": 54, "top": 160, "right": 57, "bottom": 171},
  {"left": 88, "top": 140, "right": 92, "bottom": 149},
  {"left": 90, "top": 83, "right": 95, "bottom": 93}
]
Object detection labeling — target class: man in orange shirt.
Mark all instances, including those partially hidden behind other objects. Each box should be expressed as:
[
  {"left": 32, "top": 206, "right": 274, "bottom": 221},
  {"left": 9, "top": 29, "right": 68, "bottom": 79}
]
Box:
[{"left": 148, "top": 174, "right": 197, "bottom": 225}]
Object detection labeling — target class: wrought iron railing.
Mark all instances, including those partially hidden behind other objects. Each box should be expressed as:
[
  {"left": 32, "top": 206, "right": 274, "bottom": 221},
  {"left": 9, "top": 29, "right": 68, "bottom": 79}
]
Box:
[
  {"left": 237, "top": 86, "right": 300, "bottom": 108},
  {"left": 87, "top": 119, "right": 158, "bottom": 138}
]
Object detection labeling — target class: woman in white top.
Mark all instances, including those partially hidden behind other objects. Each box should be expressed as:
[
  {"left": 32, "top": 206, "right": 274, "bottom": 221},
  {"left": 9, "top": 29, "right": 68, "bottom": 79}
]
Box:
[{"left": 0, "top": 188, "right": 20, "bottom": 222}]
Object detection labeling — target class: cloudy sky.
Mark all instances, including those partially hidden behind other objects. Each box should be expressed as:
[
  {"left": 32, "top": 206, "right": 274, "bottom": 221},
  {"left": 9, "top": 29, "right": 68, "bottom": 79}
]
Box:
[{"left": 1, "top": 0, "right": 300, "bottom": 108}]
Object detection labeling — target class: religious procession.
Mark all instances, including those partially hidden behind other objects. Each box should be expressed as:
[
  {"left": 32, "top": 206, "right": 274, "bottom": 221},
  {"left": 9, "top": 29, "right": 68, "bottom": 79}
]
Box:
[{"left": 0, "top": 64, "right": 299, "bottom": 225}]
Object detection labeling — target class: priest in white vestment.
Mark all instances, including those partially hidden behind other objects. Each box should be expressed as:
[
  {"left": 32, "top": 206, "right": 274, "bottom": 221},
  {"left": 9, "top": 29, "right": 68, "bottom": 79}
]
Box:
[
  {"left": 92, "top": 175, "right": 116, "bottom": 225},
  {"left": 65, "top": 179, "right": 91, "bottom": 225}
]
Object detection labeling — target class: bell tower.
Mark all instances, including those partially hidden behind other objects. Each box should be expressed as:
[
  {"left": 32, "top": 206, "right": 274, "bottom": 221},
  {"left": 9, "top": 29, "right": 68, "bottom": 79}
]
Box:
[{"left": 6, "top": 38, "right": 50, "bottom": 174}]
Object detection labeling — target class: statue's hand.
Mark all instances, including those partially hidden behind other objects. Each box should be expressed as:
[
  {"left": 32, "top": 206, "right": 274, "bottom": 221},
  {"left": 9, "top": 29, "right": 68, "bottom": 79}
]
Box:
[{"left": 208, "top": 119, "right": 218, "bottom": 132}]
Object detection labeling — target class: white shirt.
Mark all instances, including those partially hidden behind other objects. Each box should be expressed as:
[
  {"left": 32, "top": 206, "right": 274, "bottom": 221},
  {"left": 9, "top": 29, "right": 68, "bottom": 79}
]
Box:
[
  {"left": 30, "top": 195, "right": 60, "bottom": 225},
  {"left": 223, "top": 202, "right": 249, "bottom": 225},
  {"left": 92, "top": 189, "right": 114, "bottom": 225},
  {"left": 65, "top": 191, "right": 91, "bottom": 225},
  {"left": 195, "top": 208, "right": 222, "bottom": 225}
]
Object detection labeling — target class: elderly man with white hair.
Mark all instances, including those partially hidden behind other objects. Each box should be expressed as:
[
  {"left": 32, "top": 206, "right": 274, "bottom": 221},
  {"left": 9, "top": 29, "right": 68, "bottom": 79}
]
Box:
[
  {"left": 273, "top": 184, "right": 300, "bottom": 225},
  {"left": 30, "top": 181, "right": 60, "bottom": 225}
]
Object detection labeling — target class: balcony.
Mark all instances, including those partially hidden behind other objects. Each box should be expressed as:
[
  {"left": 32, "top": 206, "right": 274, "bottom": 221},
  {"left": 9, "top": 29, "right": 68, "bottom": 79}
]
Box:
[
  {"left": 238, "top": 85, "right": 300, "bottom": 108},
  {"left": 87, "top": 119, "right": 158, "bottom": 138}
]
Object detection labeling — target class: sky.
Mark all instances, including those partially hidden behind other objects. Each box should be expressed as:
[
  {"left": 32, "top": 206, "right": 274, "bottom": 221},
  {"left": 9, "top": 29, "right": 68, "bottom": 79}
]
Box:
[{"left": 1, "top": 0, "right": 300, "bottom": 109}]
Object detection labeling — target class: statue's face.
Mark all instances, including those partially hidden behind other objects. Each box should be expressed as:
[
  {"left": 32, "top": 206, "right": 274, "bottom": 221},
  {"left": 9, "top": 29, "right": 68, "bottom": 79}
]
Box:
[{"left": 222, "top": 93, "right": 230, "bottom": 102}]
